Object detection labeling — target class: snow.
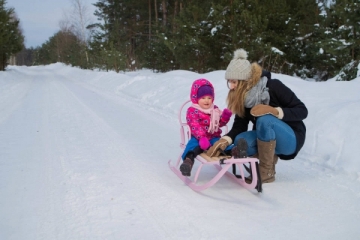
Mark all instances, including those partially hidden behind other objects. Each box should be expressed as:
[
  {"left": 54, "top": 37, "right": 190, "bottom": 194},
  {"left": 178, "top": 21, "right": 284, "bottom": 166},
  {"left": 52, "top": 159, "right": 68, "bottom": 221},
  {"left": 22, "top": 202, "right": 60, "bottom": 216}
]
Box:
[
  {"left": 0, "top": 63, "right": 359, "bottom": 240},
  {"left": 271, "top": 47, "right": 284, "bottom": 55}
]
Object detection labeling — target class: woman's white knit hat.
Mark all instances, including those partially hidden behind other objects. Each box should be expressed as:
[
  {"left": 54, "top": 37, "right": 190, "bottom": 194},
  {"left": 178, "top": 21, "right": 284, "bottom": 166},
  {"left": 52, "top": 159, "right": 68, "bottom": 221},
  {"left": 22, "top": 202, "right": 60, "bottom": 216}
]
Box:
[{"left": 225, "top": 49, "right": 252, "bottom": 81}]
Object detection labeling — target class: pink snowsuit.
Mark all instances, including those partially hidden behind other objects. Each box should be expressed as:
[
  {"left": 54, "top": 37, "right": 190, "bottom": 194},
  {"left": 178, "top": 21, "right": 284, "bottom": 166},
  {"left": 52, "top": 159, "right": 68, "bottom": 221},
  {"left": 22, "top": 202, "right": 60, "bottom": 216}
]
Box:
[{"left": 187, "top": 79, "right": 229, "bottom": 140}]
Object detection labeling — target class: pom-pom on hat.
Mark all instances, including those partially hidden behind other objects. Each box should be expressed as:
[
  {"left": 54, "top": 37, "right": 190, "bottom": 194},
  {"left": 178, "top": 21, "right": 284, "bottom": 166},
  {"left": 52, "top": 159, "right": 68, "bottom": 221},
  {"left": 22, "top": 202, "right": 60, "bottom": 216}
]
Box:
[
  {"left": 197, "top": 85, "right": 214, "bottom": 101},
  {"left": 225, "top": 49, "right": 252, "bottom": 81}
]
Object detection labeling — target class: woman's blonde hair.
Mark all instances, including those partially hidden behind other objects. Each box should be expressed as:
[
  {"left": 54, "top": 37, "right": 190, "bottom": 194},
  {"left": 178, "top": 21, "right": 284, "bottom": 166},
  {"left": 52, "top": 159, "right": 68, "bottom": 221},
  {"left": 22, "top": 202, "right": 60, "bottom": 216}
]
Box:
[{"left": 226, "top": 63, "right": 262, "bottom": 117}]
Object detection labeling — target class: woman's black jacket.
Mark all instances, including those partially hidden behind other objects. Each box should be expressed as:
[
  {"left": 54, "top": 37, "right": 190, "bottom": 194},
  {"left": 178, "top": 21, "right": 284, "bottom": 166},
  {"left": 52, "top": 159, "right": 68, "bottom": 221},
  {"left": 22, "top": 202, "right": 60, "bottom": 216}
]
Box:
[{"left": 225, "top": 71, "right": 308, "bottom": 160}]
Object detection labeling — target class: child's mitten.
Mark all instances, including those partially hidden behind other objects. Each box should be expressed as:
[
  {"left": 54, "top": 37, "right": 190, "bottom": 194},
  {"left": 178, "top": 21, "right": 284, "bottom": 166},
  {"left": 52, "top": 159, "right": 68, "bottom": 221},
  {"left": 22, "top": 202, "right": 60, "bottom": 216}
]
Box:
[
  {"left": 221, "top": 108, "right": 232, "bottom": 122},
  {"left": 199, "top": 137, "right": 211, "bottom": 150}
]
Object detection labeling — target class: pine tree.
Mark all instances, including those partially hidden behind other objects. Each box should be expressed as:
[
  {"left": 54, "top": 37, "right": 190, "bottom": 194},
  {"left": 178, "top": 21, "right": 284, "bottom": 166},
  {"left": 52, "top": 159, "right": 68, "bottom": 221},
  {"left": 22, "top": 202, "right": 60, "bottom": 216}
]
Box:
[
  {"left": 323, "top": 0, "right": 360, "bottom": 80},
  {"left": 91, "top": 0, "right": 150, "bottom": 71},
  {"left": 0, "top": 0, "right": 24, "bottom": 70},
  {"left": 165, "top": 0, "right": 215, "bottom": 72}
]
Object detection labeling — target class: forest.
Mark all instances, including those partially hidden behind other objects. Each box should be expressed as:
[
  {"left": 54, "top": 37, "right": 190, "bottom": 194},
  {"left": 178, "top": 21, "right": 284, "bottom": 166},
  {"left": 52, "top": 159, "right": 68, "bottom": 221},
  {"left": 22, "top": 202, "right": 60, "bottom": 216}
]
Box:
[{"left": 4, "top": 0, "right": 360, "bottom": 81}]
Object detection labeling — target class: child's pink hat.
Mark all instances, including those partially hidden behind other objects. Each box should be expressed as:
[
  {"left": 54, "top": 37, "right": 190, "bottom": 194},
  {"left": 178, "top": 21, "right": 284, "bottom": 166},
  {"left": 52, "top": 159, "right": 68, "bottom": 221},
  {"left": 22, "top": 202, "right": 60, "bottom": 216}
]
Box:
[{"left": 190, "top": 78, "right": 215, "bottom": 104}]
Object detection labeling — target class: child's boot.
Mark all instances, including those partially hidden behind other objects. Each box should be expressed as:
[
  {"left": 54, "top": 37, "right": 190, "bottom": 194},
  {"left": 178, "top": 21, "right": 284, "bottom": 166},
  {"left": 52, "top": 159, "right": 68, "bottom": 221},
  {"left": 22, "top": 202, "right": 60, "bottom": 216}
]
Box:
[
  {"left": 231, "top": 138, "right": 248, "bottom": 159},
  {"left": 180, "top": 152, "right": 195, "bottom": 176}
]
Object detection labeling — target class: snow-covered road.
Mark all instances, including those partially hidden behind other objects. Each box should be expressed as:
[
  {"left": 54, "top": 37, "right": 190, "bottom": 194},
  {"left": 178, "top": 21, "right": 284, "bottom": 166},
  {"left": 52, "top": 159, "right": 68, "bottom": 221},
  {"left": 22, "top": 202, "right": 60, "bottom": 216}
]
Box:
[{"left": 0, "top": 65, "right": 359, "bottom": 240}]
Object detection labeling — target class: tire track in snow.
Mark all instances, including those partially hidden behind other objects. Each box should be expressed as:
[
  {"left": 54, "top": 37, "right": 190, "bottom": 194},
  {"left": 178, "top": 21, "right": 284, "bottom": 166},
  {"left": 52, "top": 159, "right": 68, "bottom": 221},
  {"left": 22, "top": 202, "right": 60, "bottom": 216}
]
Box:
[
  {"left": 0, "top": 73, "right": 70, "bottom": 239},
  {"left": 55, "top": 75, "right": 209, "bottom": 239},
  {"left": 41, "top": 77, "right": 174, "bottom": 239}
]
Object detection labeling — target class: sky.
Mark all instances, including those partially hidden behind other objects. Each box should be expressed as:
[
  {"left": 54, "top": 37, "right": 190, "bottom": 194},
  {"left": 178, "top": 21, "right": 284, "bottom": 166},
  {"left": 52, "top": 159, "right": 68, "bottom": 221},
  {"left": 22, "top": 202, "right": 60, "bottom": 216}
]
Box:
[
  {"left": 0, "top": 63, "right": 359, "bottom": 239},
  {"left": 6, "top": 0, "right": 97, "bottom": 48}
]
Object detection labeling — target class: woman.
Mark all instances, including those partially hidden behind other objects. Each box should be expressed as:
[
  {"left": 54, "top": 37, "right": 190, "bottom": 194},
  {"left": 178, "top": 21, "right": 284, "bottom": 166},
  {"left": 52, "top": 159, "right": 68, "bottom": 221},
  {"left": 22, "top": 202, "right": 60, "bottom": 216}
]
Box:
[{"left": 206, "top": 49, "right": 308, "bottom": 183}]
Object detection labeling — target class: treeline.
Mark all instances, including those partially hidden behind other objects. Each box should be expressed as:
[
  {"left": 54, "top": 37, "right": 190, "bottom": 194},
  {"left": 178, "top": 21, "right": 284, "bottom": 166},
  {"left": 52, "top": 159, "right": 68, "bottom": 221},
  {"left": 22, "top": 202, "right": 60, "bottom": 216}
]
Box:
[
  {"left": 0, "top": 0, "right": 24, "bottom": 70},
  {"left": 16, "top": 0, "right": 360, "bottom": 81}
]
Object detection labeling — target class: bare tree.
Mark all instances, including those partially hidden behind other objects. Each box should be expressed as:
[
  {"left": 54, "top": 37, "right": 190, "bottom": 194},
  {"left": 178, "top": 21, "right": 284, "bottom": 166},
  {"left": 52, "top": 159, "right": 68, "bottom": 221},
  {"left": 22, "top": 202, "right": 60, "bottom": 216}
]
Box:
[
  {"left": 58, "top": 19, "right": 72, "bottom": 63},
  {"left": 154, "top": 0, "right": 158, "bottom": 27},
  {"left": 173, "top": 0, "right": 178, "bottom": 33},
  {"left": 62, "top": 0, "right": 93, "bottom": 65},
  {"left": 162, "top": 0, "right": 167, "bottom": 27},
  {"left": 149, "top": 0, "right": 151, "bottom": 40}
]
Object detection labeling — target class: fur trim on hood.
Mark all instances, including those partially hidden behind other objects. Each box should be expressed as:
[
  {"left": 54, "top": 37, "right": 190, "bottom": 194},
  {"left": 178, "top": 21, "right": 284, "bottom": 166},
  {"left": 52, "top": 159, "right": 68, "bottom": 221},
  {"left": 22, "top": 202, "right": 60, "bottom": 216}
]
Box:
[{"left": 246, "top": 63, "right": 263, "bottom": 90}]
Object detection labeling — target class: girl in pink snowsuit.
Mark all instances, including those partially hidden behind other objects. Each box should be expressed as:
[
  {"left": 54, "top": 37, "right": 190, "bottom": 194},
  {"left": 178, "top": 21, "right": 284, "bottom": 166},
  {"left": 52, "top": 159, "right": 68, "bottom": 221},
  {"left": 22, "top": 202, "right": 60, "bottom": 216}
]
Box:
[{"left": 180, "top": 78, "right": 232, "bottom": 176}]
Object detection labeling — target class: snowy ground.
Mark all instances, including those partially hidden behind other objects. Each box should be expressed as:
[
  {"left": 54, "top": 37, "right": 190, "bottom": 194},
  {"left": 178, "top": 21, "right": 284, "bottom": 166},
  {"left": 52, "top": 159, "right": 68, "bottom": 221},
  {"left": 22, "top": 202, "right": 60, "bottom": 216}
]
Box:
[{"left": 0, "top": 63, "right": 359, "bottom": 240}]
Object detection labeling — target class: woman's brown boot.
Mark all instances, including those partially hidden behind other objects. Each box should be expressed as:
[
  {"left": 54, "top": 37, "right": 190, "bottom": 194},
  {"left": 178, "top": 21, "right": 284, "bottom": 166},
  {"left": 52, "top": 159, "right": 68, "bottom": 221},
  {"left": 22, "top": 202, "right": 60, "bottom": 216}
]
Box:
[{"left": 257, "top": 139, "right": 276, "bottom": 183}]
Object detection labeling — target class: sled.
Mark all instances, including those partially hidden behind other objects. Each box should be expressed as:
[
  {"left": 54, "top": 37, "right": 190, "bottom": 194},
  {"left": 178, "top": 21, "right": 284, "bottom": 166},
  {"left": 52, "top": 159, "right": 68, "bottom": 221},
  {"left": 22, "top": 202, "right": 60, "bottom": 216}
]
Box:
[{"left": 168, "top": 100, "right": 262, "bottom": 192}]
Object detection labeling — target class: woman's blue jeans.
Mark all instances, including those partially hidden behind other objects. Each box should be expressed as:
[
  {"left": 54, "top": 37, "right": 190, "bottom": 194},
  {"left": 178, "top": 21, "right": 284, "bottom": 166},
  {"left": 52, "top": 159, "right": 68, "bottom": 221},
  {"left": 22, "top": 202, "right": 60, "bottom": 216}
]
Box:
[{"left": 234, "top": 115, "right": 296, "bottom": 156}]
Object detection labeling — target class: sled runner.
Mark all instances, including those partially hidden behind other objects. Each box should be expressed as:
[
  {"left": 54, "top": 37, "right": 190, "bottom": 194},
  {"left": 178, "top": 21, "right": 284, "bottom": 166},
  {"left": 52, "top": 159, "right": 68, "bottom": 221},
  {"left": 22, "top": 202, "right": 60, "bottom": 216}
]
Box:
[{"left": 168, "top": 100, "right": 262, "bottom": 192}]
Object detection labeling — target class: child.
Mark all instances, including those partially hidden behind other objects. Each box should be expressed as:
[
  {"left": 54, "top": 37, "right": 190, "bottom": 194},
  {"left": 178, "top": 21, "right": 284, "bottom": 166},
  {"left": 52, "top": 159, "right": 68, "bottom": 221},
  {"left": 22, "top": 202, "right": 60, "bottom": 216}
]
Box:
[{"left": 180, "top": 78, "right": 232, "bottom": 176}]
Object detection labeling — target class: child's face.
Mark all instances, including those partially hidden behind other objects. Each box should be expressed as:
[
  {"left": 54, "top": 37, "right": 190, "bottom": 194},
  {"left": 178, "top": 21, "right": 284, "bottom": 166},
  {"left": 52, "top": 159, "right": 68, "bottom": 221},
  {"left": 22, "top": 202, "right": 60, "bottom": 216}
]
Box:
[
  {"left": 198, "top": 96, "right": 213, "bottom": 109},
  {"left": 227, "top": 80, "right": 238, "bottom": 90}
]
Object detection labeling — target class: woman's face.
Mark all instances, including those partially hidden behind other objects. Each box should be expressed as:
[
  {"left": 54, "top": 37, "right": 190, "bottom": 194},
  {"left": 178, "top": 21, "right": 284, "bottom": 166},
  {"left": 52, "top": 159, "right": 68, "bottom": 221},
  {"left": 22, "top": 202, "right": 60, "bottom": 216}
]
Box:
[{"left": 227, "top": 80, "right": 238, "bottom": 90}]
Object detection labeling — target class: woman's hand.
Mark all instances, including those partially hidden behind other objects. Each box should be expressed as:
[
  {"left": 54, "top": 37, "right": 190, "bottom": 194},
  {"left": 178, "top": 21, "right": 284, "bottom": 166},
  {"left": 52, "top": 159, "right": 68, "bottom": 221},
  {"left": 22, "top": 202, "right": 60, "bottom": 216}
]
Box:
[
  {"left": 206, "top": 137, "right": 231, "bottom": 157},
  {"left": 250, "top": 104, "right": 279, "bottom": 117}
]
